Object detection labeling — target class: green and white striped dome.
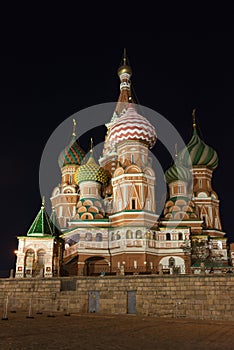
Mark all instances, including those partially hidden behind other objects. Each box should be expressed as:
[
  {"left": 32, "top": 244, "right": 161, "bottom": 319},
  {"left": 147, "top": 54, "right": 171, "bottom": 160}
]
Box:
[
  {"left": 165, "top": 162, "right": 191, "bottom": 184},
  {"left": 179, "top": 127, "right": 218, "bottom": 170}
]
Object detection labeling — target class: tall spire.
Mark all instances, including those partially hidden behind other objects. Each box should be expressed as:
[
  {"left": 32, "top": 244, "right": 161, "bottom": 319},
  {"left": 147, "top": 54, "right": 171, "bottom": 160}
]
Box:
[
  {"left": 117, "top": 48, "right": 132, "bottom": 77},
  {"left": 115, "top": 49, "right": 133, "bottom": 115}
]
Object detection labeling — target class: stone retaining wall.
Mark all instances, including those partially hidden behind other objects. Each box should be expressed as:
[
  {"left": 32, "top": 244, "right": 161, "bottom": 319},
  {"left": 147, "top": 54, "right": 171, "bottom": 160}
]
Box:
[{"left": 0, "top": 275, "right": 234, "bottom": 320}]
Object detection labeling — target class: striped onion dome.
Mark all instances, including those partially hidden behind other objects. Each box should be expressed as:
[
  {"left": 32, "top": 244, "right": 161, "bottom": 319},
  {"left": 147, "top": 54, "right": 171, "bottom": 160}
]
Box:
[
  {"left": 165, "top": 161, "right": 191, "bottom": 184},
  {"left": 58, "top": 137, "right": 85, "bottom": 168},
  {"left": 108, "top": 104, "right": 157, "bottom": 149},
  {"left": 74, "top": 152, "right": 109, "bottom": 185},
  {"left": 178, "top": 127, "right": 218, "bottom": 170}
]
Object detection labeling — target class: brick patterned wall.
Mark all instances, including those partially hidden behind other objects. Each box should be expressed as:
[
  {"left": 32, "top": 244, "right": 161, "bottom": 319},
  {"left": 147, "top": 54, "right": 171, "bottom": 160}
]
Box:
[{"left": 0, "top": 275, "right": 233, "bottom": 320}]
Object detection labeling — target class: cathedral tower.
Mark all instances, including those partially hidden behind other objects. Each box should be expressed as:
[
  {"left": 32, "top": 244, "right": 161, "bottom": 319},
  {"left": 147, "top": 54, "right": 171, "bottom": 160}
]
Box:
[{"left": 51, "top": 119, "right": 85, "bottom": 228}]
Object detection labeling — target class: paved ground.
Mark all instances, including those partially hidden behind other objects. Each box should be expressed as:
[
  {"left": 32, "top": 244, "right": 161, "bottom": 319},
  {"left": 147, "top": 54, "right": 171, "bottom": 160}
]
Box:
[{"left": 0, "top": 312, "right": 234, "bottom": 349}]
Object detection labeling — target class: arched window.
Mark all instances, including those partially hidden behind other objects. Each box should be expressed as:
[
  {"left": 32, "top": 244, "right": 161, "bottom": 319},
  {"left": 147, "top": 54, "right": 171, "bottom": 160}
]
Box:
[
  {"left": 25, "top": 249, "right": 35, "bottom": 269},
  {"left": 126, "top": 230, "right": 133, "bottom": 239},
  {"left": 85, "top": 232, "right": 92, "bottom": 241},
  {"left": 116, "top": 231, "right": 121, "bottom": 240},
  {"left": 166, "top": 233, "right": 171, "bottom": 241},
  {"left": 178, "top": 232, "right": 183, "bottom": 240},
  {"left": 96, "top": 233, "right": 102, "bottom": 242},
  {"left": 37, "top": 249, "right": 46, "bottom": 267},
  {"left": 136, "top": 230, "right": 142, "bottom": 239}
]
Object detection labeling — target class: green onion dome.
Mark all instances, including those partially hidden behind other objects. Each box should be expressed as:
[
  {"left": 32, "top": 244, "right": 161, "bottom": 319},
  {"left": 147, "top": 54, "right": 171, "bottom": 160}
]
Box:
[
  {"left": 74, "top": 152, "right": 109, "bottom": 185},
  {"left": 178, "top": 127, "right": 218, "bottom": 170},
  {"left": 58, "top": 137, "right": 85, "bottom": 168},
  {"left": 165, "top": 161, "right": 191, "bottom": 184}
]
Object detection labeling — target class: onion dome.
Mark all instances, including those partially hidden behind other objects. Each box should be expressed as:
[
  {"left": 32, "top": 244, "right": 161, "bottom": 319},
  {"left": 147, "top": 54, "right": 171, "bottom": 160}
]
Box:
[
  {"left": 58, "top": 119, "right": 85, "bottom": 168},
  {"left": 75, "top": 151, "right": 109, "bottom": 185},
  {"left": 165, "top": 161, "right": 191, "bottom": 184},
  {"left": 178, "top": 111, "right": 218, "bottom": 170},
  {"left": 108, "top": 104, "right": 157, "bottom": 149}
]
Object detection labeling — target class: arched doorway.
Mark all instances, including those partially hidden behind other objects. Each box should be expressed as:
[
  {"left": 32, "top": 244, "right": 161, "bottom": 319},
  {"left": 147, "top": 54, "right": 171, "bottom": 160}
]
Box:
[
  {"left": 36, "top": 249, "right": 46, "bottom": 277},
  {"left": 24, "top": 249, "right": 35, "bottom": 277},
  {"left": 159, "top": 256, "right": 185, "bottom": 274},
  {"left": 85, "top": 257, "right": 109, "bottom": 276}
]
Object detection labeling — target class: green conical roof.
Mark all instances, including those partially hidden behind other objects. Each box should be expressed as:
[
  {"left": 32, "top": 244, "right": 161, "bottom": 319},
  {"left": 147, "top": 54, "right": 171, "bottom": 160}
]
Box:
[{"left": 27, "top": 200, "right": 54, "bottom": 237}]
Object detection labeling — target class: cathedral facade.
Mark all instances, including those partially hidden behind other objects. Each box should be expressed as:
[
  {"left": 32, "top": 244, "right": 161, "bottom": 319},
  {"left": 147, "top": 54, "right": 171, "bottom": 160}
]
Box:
[{"left": 15, "top": 52, "right": 229, "bottom": 278}]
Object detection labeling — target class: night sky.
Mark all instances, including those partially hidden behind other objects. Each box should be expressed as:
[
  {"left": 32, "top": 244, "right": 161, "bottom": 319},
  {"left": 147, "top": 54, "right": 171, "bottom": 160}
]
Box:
[{"left": 1, "top": 29, "right": 233, "bottom": 276}]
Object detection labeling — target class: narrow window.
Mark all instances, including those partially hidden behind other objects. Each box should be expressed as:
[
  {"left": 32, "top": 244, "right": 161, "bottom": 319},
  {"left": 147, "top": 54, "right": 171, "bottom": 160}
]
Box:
[
  {"left": 166, "top": 233, "right": 171, "bottom": 241},
  {"left": 131, "top": 154, "right": 134, "bottom": 163},
  {"left": 132, "top": 199, "right": 136, "bottom": 210}
]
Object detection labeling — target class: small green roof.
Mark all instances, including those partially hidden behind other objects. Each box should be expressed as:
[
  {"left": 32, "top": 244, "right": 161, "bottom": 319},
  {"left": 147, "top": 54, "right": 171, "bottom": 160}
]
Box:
[{"left": 27, "top": 199, "right": 54, "bottom": 237}]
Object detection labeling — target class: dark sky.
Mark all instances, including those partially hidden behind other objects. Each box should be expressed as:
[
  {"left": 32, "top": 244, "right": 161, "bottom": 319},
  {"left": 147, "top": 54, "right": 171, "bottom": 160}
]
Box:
[{"left": 0, "top": 28, "right": 234, "bottom": 276}]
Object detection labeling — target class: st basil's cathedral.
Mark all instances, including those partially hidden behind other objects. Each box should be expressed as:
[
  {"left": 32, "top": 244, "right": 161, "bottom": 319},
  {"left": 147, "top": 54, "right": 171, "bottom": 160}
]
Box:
[{"left": 14, "top": 52, "right": 231, "bottom": 278}]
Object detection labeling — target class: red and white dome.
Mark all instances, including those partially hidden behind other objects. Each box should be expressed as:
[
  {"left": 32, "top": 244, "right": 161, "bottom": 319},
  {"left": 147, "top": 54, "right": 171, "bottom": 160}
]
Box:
[{"left": 108, "top": 104, "right": 157, "bottom": 149}]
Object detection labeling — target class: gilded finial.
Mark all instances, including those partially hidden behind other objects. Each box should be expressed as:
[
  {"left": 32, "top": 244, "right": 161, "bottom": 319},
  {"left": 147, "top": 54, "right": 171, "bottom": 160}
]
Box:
[
  {"left": 117, "top": 48, "right": 132, "bottom": 77},
  {"left": 72, "top": 118, "right": 77, "bottom": 137},
  {"left": 175, "top": 143, "right": 178, "bottom": 158},
  {"left": 123, "top": 48, "right": 127, "bottom": 65},
  {"left": 90, "top": 137, "right": 93, "bottom": 153},
  {"left": 42, "top": 196, "right": 45, "bottom": 207},
  {"left": 192, "top": 108, "right": 196, "bottom": 129}
]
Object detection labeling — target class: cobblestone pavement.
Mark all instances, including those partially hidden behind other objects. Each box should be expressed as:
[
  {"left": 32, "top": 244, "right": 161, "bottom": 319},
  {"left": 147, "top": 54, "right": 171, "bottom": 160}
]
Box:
[{"left": 0, "top": 312, "right": 234, "bottom": 349}]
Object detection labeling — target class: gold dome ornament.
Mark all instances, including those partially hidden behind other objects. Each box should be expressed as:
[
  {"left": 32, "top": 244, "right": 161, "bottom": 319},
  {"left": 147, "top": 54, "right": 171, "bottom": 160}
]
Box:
[
  {"left": 74, "top": 139, "right": 109, "bottom": 185},
  {"left": 117, "top": 48, "right": 132, "bottom": 77}
]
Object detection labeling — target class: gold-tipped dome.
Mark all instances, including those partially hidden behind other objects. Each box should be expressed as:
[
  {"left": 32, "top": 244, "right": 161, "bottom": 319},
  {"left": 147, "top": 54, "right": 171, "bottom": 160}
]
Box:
[
  {"left": 75, "top": 151, "right": 109, "bottom": 185},
  {"left": 178, "top": 110, "right": 218, "bottom": 170},
  {"left": 117, "top": 48, "right": 132, "bottom": 77},
  {"left": 58, "top": 119, "right": 85, "bottom": 168}
]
